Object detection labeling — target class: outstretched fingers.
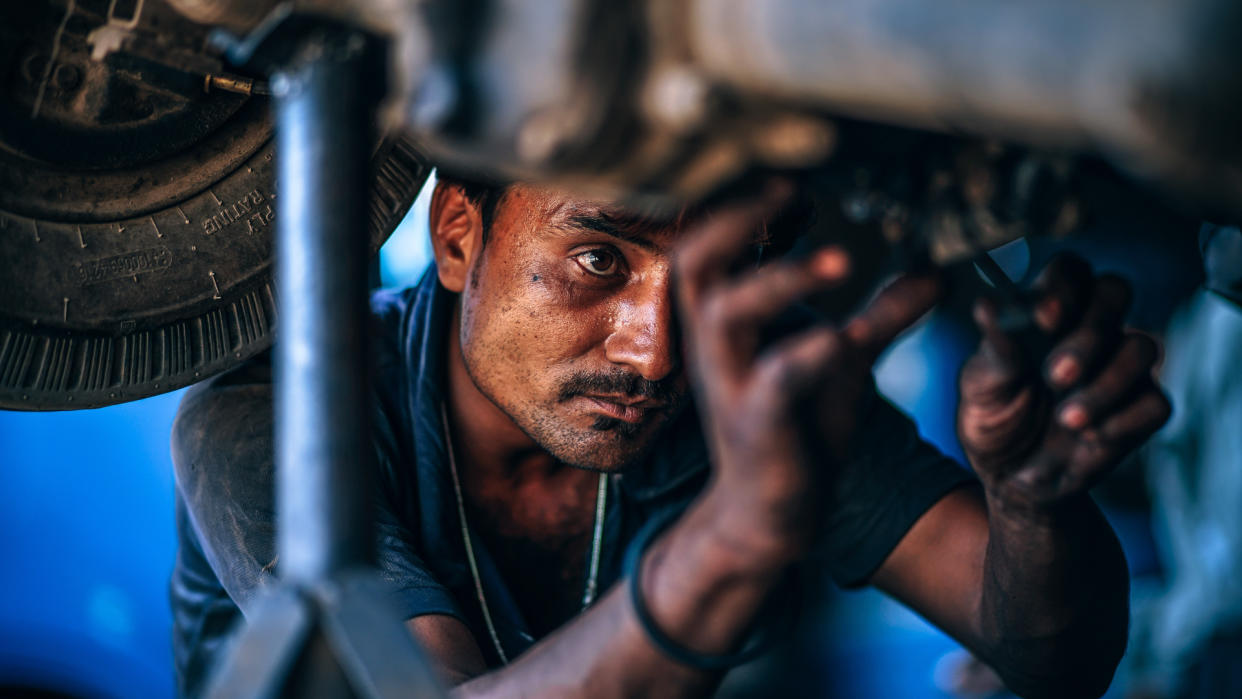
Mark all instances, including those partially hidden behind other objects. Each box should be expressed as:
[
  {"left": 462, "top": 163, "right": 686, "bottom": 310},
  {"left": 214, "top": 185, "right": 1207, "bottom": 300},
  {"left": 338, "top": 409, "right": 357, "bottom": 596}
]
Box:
[
  {"left": 704, "top": 248, "right": 850, "bottom": 358},
  {"left": 675, "top": 183, "right": 857, "bottom": 388},
  {"left": 844, "top": 272, "right": 944, "bottom": 365},
  {"left": 754, "top": 326, "right": 847, "bottom": 398},
  {"left": 675, "top": 183, "right": 792, "bottom": 310}
]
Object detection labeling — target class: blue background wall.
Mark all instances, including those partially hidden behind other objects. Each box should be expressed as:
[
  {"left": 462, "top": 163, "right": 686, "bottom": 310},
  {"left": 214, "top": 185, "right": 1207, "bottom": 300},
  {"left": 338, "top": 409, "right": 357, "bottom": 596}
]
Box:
[
  {"left": 0, "top": 390, "right": 184, "bottom": 697},
  {"left": 0, "top": 177, "right": 438, "bottom": 698}
]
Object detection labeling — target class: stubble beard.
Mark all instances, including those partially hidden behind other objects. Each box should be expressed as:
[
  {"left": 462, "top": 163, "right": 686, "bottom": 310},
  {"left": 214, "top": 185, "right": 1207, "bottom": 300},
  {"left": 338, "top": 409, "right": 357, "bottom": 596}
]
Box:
[{"left": 460, "top": 349, "right": 686, "bottom": 473}]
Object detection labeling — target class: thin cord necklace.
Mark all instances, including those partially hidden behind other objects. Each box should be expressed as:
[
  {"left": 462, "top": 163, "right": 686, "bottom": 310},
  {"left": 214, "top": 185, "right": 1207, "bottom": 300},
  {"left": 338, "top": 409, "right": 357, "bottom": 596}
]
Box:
[{"left": 441, "top": 403, "right": 608, "bottom": 665}]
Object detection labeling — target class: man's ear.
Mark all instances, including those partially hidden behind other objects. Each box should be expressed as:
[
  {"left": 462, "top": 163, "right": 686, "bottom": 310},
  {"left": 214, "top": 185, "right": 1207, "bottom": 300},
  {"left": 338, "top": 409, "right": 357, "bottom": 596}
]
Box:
[{"left": 429, "top": 182, "right": 484, "bottom": 293}]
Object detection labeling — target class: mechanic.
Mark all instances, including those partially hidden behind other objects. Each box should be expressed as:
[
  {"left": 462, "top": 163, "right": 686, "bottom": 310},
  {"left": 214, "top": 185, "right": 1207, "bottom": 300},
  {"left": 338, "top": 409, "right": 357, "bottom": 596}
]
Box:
[{"left": 170, "top": 177, "right": 1170, "bottom": 697}]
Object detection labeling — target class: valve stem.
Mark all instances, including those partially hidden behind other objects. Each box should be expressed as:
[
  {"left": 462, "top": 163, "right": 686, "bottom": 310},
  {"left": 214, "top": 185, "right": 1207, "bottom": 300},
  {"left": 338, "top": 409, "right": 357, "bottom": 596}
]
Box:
[{"left": 204, "top": 73, "right": 270, "bottom": 96}]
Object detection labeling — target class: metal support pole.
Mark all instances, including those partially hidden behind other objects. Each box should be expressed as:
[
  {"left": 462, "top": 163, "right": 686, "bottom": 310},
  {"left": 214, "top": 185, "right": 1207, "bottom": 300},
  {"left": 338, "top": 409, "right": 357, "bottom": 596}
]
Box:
[
  {"left": 272, "top": 27, "right": 377, "bottom": 585},
  {"left": 203, "top": 15, "right": 444, "bottom": 697}
]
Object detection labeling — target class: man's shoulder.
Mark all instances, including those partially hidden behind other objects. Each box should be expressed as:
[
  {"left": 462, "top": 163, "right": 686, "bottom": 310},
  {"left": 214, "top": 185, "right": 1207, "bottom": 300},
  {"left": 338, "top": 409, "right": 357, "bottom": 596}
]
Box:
[
  {"left": 173, "top": 352, "right": 274, "bottom": 455},
  {"left": 171, "top": 353, "right": 278, "bottom": 514}
]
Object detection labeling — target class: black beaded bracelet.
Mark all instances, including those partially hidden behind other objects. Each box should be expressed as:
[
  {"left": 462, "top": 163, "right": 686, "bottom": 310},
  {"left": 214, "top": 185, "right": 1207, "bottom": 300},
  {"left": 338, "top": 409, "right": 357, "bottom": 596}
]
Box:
[{"left": 625, "top": 515, "right": 786, "bottom": 671}]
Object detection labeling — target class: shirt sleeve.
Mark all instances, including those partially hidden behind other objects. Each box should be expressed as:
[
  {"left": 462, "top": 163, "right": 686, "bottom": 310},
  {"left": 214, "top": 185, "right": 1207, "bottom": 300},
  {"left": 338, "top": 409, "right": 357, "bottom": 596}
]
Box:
[
  {"left": 817, "top": 388, "right": 977, "bottom": 588},
  {"left": 171, "top": 354, "right": 464, "bottom": 622}
]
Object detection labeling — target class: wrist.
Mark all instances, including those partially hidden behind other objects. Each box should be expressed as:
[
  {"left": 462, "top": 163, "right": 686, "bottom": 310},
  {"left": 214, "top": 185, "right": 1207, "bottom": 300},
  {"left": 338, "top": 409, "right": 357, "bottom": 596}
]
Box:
[
  {"left": 696, "top": 483, "right": 812, "bottom": 572},
  {"left": 627, "top": 513, "right": 791, "bottom": 670},
  {"left": 984, "top": 486, "right": 1096, "bottom": 533},
  {"left": 627, "top": 487, "right": 797, "bottom": 662}
]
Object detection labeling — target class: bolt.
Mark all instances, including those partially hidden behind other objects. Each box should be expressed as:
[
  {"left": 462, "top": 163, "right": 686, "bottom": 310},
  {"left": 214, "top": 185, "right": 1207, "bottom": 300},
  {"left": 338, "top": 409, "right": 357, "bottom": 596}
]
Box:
[{"left": 51, "top": 63, "right": 81, "bottom": 91}]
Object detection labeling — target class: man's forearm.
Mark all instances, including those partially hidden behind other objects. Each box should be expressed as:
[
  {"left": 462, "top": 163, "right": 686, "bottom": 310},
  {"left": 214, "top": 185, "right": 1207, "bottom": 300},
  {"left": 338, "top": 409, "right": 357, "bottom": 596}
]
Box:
[
  {"left": 456, "top": 486, "right": 793, "bottom": 699},
  {"left": 979, "top": 492, "right": 1129, "bottom": 698}
]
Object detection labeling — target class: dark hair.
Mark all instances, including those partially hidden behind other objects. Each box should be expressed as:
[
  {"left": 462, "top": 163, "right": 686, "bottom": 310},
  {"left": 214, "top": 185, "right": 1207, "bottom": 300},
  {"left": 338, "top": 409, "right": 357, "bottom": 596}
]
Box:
[
  {"left": 433, "top": 169, "right": 814, "bottom": 254},
  {"left": 435, "top": 169, "right": 509, "bottom": 242}
]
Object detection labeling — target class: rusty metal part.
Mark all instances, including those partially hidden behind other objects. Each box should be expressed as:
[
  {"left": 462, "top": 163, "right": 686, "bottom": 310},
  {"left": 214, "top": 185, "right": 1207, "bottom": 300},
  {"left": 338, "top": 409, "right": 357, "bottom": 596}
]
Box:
[
  {"left": 684, "top": 0, "right": 1242, "bottom": 218},
  {"left": 395, "top": 0, "right": 1241, "bottom": 221},
  {"left": 0, "top": 1, "right": 429, "bottom": 410},
  {"left": 402, "top": 0, "right": 844, "bottom": 203},
  {"left": 819, "top": 124, "right": 1082, "bottom": 266}
]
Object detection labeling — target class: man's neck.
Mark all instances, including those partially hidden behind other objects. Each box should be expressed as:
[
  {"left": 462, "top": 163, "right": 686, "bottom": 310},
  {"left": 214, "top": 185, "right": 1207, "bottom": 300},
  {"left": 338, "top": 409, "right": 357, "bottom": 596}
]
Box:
[
  {"left": 443, "top": 304, "right": 596, "bottom": 510},
  {"left": 443, "top": 303, "right": 601, "bottom": 635}
]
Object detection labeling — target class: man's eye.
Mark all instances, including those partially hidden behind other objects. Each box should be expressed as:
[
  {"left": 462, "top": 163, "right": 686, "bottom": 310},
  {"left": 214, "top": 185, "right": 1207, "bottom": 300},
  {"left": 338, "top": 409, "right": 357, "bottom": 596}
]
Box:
[{"left": 575, "top": 249, "right": 621, "bottom": 277}]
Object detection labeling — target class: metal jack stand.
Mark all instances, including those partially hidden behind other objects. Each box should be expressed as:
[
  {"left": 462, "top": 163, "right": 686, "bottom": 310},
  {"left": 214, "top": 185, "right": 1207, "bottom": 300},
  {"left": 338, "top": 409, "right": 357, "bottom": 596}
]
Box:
[{"left": 203, "top": 10, "right": 445, "bottom": 698}]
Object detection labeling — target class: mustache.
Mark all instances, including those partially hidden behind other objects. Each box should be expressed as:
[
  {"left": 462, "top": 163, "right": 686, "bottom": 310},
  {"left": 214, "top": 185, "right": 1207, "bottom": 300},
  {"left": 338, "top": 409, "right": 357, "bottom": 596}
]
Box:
[{"left": 556, "top": 370, "right": 684, "bottom": 404}]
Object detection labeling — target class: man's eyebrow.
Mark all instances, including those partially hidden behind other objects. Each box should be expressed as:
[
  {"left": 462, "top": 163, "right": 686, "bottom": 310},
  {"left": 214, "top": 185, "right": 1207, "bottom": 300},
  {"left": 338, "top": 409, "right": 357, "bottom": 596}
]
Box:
[{"left": 564, "top": 213, "right": 663, "bottom": 252}]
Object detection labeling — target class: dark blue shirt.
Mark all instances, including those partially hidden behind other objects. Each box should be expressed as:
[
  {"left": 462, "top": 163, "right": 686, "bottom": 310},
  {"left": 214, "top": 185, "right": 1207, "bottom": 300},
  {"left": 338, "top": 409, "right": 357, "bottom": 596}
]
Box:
[{"left": 170, "top": 266, "right": 974, "bottom": 696}]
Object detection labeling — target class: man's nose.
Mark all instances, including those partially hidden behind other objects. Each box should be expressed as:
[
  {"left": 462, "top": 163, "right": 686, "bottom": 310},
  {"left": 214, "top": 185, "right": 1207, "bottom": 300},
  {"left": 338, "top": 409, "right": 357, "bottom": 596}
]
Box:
[{"left": 603, "top": 277, "right": 678, "bottom": 382}]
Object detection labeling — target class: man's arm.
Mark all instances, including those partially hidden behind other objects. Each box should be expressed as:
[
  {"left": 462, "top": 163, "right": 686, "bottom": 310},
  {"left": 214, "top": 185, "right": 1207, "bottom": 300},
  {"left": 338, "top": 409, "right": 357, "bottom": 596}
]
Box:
[
  {"left": 874, "top": 487, "right": 1129, "bottom": 698},
  {"left": 448, "top": 488, "right": 799, "bottom": 697},
  {"left": 871, "top": 255, "right": 1169, "bottom": 699}
]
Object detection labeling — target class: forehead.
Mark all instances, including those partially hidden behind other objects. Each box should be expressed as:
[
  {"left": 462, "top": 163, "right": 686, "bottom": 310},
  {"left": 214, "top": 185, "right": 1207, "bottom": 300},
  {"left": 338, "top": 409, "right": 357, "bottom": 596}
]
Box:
[{"left": 498, "top": 184, "right": 701, "bottom": 250}]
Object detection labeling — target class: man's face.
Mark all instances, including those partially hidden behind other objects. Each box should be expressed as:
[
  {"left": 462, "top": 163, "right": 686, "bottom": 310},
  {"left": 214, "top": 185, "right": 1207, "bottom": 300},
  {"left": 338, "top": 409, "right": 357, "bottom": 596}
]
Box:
[{"left": 456, "top": 185, "right": 691, "bottom": 472}]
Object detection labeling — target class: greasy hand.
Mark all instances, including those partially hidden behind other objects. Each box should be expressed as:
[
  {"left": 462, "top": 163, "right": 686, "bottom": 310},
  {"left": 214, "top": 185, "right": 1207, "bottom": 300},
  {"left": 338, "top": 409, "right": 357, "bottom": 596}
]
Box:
[
  {"left": 674, "top": 185, "right": 941, "bottom": 555},
  {"left": 959, "top": 254, "right": 1171, "bottom": 513}
]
